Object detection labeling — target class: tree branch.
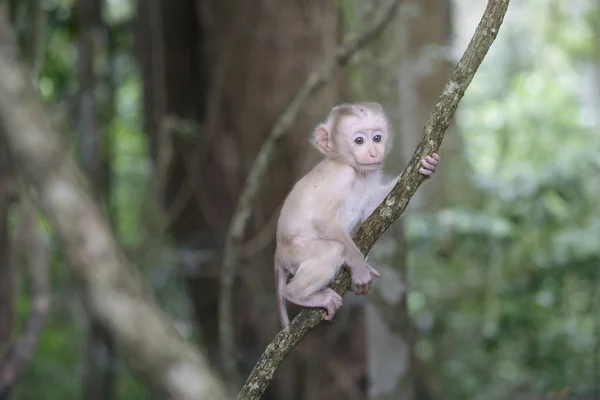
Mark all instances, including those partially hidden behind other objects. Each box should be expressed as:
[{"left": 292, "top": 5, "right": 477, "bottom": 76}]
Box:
[
  {"left": 237, "top": 0, "right": 510, "bottom": 398},
  {"left": 0, "top": 7, "right": 231, "bottom": 400},
  {"left": 218, "top": 0, "right": 402, "bottom": 380}
]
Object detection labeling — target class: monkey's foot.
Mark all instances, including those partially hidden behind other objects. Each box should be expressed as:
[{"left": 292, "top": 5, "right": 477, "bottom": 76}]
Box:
[{"left": 322, "top": 289, "right": 343, "bottom": 321}]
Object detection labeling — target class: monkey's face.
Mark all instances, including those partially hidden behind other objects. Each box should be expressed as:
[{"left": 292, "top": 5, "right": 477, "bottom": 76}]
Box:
[{"left": 336, "top": 116, "right": 389, "bottom": 173}]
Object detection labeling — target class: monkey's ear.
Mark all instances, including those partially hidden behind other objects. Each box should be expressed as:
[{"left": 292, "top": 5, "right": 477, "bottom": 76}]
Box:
[{"left": 312, "top": 124, "right": 333, "bottom": 155}]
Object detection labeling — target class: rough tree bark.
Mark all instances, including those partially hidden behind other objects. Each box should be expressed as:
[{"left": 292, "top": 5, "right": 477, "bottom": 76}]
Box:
[
  {"left": 0, "top": 8, "right": 231, "bottom": 399},
  {"left": 238, "top": 0, "right": 511, "bottom": 398}
]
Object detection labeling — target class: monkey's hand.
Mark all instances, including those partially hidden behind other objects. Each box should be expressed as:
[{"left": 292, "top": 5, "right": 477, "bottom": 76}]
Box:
[
  {"left": 418, "top": 153, "right": 440, "bottom": 177},
  {"left": 349, "top": 262, "right": 380, "bottom": 295}
]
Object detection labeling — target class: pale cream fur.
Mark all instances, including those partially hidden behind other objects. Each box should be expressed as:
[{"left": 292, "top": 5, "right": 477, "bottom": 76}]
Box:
[{"left": 274, "top": 102, "right": 439, "bottom": 327}]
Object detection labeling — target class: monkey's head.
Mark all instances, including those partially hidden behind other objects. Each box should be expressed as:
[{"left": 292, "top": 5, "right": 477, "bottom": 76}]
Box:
[{"left": 312, "top": 102, "right": 392, "bottom": 173}]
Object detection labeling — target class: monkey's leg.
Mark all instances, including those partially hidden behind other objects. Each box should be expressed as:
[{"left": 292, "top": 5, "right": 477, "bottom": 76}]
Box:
[
  {"left": 317, "top": 217, "right": 371, "bottom": 270},
  {"left": 322, "top": 223, "right": 380, "bottom": 295},
  {"left": 283, "top": 243, "right": 344, "bottom": 320},
  {"left": 275, "top": 261, "right": 291, "bottom": 327}
]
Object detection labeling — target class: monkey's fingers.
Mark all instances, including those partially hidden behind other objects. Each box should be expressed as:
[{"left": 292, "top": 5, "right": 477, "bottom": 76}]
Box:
[
  {"left": 323, "top": 304, "right": 335, "bottom": 320},
  {"left": 323, "top": 309, "right": 335, "bottom": 320},
  {"left": 432, "top": 153, "right": 440, "bottom": 161},
  {"left": 323, "top": 291, "right": 343, "bottom": 320},
  {"left": 353, "top": 283, "right": 366, "bottom": 295},
  {"left": 420, "top": 158, "right": 436, "bottom": 171},
  {"left": 332, "top": 292, "right": 343, "bottom": 307},
  {"left": 425, "top": 155, "right": 439, "bottom": 166},
  {"left": 419, "top": 158, "right": 435, "bottom": 176},
  {"left": 368, "top": 266, "right": 380, "bottom": 277}
]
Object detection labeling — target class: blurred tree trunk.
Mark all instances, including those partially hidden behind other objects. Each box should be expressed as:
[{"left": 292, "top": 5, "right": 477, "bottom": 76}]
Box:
[
  {"left": 0, "top": 3, "right": 43, "bottom": 398},
  {"left": 393, "top": 0, "right": 461, "bottom": 212},
  {"left": 74, "top": 0, "right": 117, "bottom": 398},
  {"left": 355, "top": 0, "right": 457, "bottom": 399},
  {"left": 135, "top": 1, "right": 368, "bottom": 399},
  {"left": 0, "top": 140, "right": 15, "bottom": 400}
]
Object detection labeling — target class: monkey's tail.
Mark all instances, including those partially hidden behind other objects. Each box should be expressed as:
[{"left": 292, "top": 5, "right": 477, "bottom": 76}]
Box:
[{"left": 275, "top": 261, "right": 289, "bottom": 328}]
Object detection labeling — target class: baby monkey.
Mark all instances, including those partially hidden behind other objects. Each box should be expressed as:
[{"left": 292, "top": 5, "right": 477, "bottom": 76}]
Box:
[{"left": 274, "top": 102, "right": 440, "bottom": 327}]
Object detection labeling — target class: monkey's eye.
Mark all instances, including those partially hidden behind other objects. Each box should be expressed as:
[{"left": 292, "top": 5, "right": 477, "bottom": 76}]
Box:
[
  {"left": 373, "top": 134, "right": 382, "bottom": 143},
  {"left": 354, "top": 137, "right": 364, "bottom": 145}
]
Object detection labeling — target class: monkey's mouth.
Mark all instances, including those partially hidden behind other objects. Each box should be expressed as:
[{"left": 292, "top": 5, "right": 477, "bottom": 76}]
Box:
[
  {"left": 357, "top": 162, "right": 382, "bottom": 170},
  {"left": 358, "top": 162, "right": 381, "bottom": 167}
]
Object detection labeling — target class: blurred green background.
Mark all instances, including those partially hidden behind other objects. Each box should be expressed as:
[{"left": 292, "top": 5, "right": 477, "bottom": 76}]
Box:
[{"left": 2, "top": 0, "right": 600, "bottom": 399}]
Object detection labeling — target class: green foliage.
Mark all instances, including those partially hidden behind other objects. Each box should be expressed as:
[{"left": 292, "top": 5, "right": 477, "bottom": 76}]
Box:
[
  {"left": 400, "top": 0, "right": 600, "bottom": 398},
  {"left": 111, "top": 77, "right": 148, "bottom": 248}
]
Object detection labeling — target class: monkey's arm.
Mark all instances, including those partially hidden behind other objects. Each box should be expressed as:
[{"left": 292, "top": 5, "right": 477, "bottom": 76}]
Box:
[
  {"left": 361, "top": 175, "right": 400, "bottom": 222},
  {"left": 315, "top": 217, "right": 367, "bottom": 267},
  {"left": 315, "top": 217, "right": 380, "bottom": 295},
  {"left": 361, "top": 154, "right": 440, "bottom": 221}
]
